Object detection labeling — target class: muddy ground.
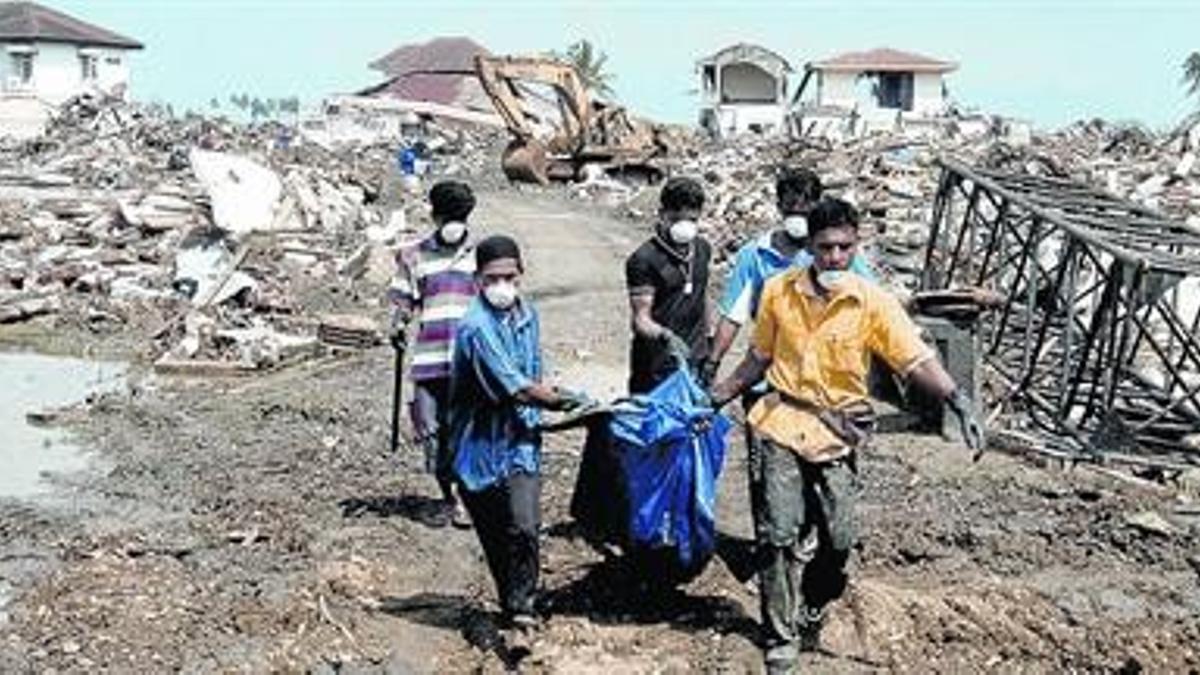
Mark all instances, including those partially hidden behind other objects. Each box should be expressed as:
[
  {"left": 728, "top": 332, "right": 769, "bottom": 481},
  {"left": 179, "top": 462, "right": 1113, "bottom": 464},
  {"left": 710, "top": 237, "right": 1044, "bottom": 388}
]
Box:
[{"left": 1, "top": 190, "right": 1198, "bottom": 673}]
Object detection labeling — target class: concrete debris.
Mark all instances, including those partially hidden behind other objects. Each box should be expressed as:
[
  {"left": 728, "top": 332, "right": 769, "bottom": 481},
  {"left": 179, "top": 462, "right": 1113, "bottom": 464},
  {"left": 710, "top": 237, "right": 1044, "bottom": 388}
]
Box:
[
  {"left": 1124, "top": 510, "right": 1176, "bottom": 538},
  {"left": 317, "top": 313, "right": 382, "bottom": 350},
  {"left": 0, "top": 93, "right": 501, "bottom": 373},
  {"left": 552, "top": 116, "right": 1200, "bottom": 300},
  {"left": 189, "top": 150, "right": 283, "bottom": 235}
]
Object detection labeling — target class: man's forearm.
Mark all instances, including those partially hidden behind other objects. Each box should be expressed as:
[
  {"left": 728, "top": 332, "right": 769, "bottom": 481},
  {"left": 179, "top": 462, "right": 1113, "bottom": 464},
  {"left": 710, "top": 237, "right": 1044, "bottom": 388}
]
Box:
[
  {"left": 632, "top": 312, "right": 667, "bottom": 340},
  {"left": 516, "top": 381, "right": 560, "bottom": 408},
  {"left": 629, "top": 292, "right": 668, "bottom": 340},
  {"left": 907, "top": 357, "right": 957, "bottom": 400},
  {"left": 709, "top": 317, "right": 740, "bottom": 366},
  {"left": 711, "top": 350, "right": 770, "bottom": 405}
]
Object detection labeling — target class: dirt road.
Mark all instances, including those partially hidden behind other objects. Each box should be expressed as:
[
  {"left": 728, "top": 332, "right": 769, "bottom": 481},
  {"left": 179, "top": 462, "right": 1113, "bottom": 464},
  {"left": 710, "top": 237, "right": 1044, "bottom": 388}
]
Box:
[{"left": 1, "top": 189, "right": 1197, "bottom": 672}]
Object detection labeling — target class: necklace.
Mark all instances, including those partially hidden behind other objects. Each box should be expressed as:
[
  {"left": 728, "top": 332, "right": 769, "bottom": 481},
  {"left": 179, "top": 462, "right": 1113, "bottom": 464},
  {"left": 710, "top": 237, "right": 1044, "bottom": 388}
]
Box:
[{"left": 654, "top": 235, "right": 695, "bottom": 295}]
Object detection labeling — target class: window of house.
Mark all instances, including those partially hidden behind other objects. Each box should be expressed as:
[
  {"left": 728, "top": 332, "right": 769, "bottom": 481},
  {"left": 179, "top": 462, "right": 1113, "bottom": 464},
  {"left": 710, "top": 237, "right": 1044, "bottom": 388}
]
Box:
[
  {"left": 876, "top": 72, "right": 915, "bottom": 111},
  {"left": 702, "top": 64, "right": 715, "bottom": 94},
  {"left": 11, "top": 53, "right": 33, "bottom": 85},
  {"left": 79, "top": 55, "right": 98, "bottom": 81},
  {"left": 719, "top": 63, "right": 776, "bottom": 104}
]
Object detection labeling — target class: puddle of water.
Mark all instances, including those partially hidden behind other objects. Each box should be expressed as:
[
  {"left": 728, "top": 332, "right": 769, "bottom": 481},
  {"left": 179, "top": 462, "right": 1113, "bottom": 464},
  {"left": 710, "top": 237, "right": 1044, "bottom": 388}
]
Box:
[{"left": 0, "top": 352, "right": 125, "bottom": 499}]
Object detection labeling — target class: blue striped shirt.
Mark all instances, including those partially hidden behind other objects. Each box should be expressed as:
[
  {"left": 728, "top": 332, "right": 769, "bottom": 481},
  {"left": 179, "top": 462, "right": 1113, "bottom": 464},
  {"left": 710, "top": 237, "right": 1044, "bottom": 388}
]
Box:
[
  {"left": 718, "top": 231, "right": 878, "bottom": 324},
  {"left": 449, "top": 296, "right": 543, "bottom": 492}
]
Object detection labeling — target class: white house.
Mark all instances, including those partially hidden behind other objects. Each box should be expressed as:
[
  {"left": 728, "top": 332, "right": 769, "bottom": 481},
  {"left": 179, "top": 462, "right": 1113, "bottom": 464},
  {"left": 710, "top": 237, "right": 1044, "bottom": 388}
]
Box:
[
  {"left": 792, "top": 47, "right": 957, "bottom": 138},
  {"left": 696, "top": 43, "right": 792, "bottom": 140},
  {"left": 0, "top": 1, "right": 142, "bottom": 137}
]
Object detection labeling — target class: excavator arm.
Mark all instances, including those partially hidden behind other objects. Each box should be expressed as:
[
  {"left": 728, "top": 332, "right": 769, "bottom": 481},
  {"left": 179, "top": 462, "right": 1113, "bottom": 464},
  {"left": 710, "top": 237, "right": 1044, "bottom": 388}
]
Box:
[
  {"left": 474, "top": 55, "right": 590, "bottom": 147},
  {"left": 474, "top": 54, "right": 664, "bottom": 185}
]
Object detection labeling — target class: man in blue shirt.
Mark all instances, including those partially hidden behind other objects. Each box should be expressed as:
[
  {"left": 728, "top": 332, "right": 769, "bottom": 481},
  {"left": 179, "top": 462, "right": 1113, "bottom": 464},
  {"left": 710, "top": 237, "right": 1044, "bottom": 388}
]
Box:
[
  {"left": 703, "top": 168, "right": 876, "bottom": 542},
  {"left": 450, "top": 235, "right": 590, "bottom": 628},
  {"left": 706, "top": 168, "right": 876, "bottom": 382}
]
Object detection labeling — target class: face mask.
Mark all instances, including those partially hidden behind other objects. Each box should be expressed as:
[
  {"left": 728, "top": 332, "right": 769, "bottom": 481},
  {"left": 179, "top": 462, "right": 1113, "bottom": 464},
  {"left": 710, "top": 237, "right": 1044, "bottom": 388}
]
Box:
[
  {"left": 783, "top": 215, "right": 808, "bottom": 240},
  {"left": 668, "top": 219, "right": 698, "bottom": 245},
  {"left": 438, "top": 221, "right": 467, "bottom": 245},
  {"left": 816, "top": 270, "right": 847, "bottom": 292},
  {"left": 483, "top": 280, "right": 518, "bottom": 310}
]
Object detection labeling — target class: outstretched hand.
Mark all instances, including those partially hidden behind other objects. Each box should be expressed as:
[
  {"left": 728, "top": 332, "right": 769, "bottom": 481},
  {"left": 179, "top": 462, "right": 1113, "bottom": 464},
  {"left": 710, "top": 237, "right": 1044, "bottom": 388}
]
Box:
[
  {"left": 549, "top": 387, "right": 596, "bottom": 413},
  {"left": 946, "top": 390, "right": 986, "bottom": 460}
]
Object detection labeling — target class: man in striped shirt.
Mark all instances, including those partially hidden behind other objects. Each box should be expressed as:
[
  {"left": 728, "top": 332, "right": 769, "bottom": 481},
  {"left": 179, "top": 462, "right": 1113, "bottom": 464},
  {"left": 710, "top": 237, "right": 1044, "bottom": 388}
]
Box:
[{"left": 388, "top": 180, "right": 478, "bottom": 527}]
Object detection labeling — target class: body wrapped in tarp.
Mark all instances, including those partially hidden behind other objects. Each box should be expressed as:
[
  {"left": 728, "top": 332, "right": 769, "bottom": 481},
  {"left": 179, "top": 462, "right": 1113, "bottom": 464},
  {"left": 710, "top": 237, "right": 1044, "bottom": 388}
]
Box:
[{"left": 571, "top": 369, "right": 730, "bottom": 582}]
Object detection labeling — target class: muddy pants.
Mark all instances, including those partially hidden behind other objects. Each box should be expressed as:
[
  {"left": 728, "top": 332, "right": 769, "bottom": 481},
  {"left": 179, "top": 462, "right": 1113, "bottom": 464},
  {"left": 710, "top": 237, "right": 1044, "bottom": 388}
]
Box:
[
  {"left": 755, "top": 436, "right": 859, "bottom": 661},
  {"left": 410, "top": 377, "right": 454, "bottom": 500},
  {"left": 742, "top": 389, "right": 767, "bottom": 540},
  {"left": 460, "top": 472, "right": 541, "bottom": 616}
]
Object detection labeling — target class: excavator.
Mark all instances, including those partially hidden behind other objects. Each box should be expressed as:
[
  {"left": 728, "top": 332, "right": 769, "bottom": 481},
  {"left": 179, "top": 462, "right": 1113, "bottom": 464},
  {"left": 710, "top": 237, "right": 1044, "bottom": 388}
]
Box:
[{"left": 474, "top": 54, "right": 668, "bottom": 185}]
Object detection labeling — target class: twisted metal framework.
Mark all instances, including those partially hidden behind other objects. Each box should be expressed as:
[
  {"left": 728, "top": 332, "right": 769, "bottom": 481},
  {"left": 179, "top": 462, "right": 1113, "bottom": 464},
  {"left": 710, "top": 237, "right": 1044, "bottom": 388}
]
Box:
[{"left": 921, "top": 157, "right": 1200, "bottom": 468}]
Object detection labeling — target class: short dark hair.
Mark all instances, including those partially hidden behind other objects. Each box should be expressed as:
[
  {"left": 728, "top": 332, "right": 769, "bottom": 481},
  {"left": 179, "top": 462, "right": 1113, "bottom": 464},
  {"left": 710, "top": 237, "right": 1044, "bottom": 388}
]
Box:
[
  {"left": 429, "top": 180, "right": 475, "bottom": 221},
  {"left": 475, "top": 234, "right": 523, "bottom": 271},
  {"left": 659, "top": 176, "right": 705, "bottom": 212},
  {"left": 776, "top": 167, "right": 822, "bottom": 212},
  {"left": 806, "top": 197, "right": 859, "bottom": 237}
]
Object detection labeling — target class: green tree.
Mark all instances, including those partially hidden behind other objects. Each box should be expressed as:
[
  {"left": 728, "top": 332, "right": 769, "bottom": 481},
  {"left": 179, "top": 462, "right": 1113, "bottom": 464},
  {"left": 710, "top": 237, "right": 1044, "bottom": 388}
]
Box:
[
  {"left": 550, "top": 39, "right": 615, "bottom": 99},
  {"left": 1184, "top": 52, "right": 1200, "bottom": 101},
  {"left": 249, "top": 97, "right": 269, "bottom": 121}
]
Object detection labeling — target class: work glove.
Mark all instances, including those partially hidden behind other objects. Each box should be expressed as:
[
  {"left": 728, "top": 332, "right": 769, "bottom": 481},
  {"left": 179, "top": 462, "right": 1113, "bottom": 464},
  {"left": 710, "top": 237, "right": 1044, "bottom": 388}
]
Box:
[
  {"left": 389, "top": 326, "right": 408, "bottom": 352},
  {"left": 945, "top": 390, "right": 985, "bottom": 460},
  {"left": 548, "top": 387, "right": 595, "bottom": 413},
  {"left": 659, "top": 330, "right": 692, "bottom": 365},
  {"left": 697, "top": 357, "right": 720, "bottom": 389}
]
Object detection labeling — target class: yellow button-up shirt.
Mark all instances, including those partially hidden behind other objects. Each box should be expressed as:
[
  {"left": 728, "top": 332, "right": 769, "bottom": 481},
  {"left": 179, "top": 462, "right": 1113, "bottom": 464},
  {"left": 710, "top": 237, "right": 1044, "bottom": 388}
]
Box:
[{"left": 747, "top": 269, "right": 934, "bottom": 462}]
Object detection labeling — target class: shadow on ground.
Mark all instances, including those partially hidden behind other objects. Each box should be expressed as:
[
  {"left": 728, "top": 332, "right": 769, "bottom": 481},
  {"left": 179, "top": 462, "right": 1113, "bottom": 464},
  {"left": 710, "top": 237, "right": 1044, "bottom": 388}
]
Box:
[
  {"left": 541, "top": 553, "right": 760, "bottom": 642},
  {"left": 378, "top": 592, "right": 530, "bottom": 669},
  {"left": 338, "top": 494, "right": 451, "bottom": 529}
]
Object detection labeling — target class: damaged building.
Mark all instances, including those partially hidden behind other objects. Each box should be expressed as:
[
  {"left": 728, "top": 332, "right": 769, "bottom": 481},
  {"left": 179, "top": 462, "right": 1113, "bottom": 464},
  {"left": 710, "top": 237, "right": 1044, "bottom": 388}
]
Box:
[
  {"left": 301, "top": 36, "right": 500, "bottom": 146},
  {"left": 792, "top": 47, "right": 957, "bottom": 138},
  {"left": 696, "top": 43, "right": 792, "bottom": 140},
  {"left": 0, "top": 1, "right": 142, "bottom": 139}
]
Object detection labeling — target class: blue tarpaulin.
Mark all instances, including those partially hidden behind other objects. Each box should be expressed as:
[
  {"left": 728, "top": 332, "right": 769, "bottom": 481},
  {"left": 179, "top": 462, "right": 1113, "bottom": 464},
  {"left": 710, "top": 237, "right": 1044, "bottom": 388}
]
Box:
[{"left": 579, "top": 369, "right": 730, "bottom": 576}]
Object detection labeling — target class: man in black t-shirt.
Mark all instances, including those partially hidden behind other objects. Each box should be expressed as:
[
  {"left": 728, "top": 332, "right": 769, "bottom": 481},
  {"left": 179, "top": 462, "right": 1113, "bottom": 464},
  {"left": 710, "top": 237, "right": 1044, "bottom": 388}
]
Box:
[{"left": 624, "top": 177, "right": 712, "bottom": 394}]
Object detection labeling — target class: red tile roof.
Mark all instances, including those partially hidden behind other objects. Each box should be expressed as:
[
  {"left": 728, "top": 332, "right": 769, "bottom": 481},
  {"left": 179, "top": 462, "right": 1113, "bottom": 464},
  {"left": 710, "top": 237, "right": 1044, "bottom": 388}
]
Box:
[
  {"left": 0, "top": 1, "right": 142, "bottom": 49},
  {"left": 811, "top": 48, "right": 955, "bottom": 73},
  {"left": 369, "top": 36, "right": 488, "bottom": 77},
  {"left": 364, "top": 36, "right": 492, "bottom": 110}
]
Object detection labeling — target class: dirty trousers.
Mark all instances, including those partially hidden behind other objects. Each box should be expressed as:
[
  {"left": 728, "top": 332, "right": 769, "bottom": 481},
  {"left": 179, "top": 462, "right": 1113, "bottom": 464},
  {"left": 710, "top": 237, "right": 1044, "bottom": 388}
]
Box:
[
  {"left": 742, "top": 389, "right": 767, "bottom": 541},
  {"left": 410, "top": 377, "right": 454, "bottom": 497},
  {"left": 460, "top": 472, "right": 541, "bottom": 616},
  {"left": 755, "top": 436, "right": 859, "bottom": 653}
]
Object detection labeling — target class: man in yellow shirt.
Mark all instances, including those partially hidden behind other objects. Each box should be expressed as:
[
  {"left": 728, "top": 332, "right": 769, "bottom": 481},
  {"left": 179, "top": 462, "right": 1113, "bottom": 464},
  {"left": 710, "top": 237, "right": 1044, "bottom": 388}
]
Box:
[{"left": 710, "top": 197, "right": 983, "bottom": 672}]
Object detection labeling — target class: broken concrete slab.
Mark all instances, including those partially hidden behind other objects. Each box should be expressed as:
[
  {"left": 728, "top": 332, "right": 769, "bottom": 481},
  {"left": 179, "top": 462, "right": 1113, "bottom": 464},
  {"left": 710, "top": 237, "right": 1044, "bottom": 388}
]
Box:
[{"left": 189, "top": 150, "right": 283, "bottom": 235}]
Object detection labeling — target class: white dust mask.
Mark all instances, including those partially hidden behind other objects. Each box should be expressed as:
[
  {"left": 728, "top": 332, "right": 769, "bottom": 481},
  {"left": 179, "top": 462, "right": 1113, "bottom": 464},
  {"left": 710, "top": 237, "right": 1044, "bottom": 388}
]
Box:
[
  {"left": 439, "top": 221, "right": 467, "bottom": 245},
  {"left": 668, "top": 219, "right": 698, "bottom": 245},
  {"left": 783, "top": 215, "right": 808, "bottom": 240},
  {"left": 816, "top": 270, "right": 847, "bottom": 292},
  {"left": 483, "top": 281, "right": 518, "bottom": 309}
]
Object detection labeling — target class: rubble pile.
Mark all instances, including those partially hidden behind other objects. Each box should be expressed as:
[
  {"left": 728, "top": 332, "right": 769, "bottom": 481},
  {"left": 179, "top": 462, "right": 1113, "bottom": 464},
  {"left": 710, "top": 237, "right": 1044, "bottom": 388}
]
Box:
[
  {"left": 0, "top": 94, "right": 496, "bottom": 373},
  {"left": 575, "top": 116, "right": 1200, "bottom": 297}
]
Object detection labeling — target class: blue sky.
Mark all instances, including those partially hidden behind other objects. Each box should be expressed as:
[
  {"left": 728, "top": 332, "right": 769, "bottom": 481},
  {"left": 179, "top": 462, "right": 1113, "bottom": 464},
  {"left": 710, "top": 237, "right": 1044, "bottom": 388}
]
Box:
[{"left": 53, "top": 0, "right": 1200, "bottom": 130}]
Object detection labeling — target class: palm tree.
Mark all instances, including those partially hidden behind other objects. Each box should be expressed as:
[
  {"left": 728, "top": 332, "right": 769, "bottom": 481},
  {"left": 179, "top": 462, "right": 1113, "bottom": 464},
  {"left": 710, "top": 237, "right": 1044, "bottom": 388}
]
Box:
[
  {"left": 551, "top": 40, "right": 616, "bottom": 100},
  {"left": 1184, "top": 51, "right": 1200, "bottom": 99}
]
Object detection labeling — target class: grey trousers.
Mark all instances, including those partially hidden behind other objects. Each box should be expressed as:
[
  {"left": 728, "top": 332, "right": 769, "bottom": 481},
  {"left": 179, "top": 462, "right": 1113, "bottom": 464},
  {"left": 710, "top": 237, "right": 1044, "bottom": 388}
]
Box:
[
  {"left": 460, "top": 472, "right": 541, "bottom": 616},
  {"left": 754, "top": 436, "right": 860, "bottom": 657},
  {"left": 410, "top": 377, "right": 454, "bottom": 497}
]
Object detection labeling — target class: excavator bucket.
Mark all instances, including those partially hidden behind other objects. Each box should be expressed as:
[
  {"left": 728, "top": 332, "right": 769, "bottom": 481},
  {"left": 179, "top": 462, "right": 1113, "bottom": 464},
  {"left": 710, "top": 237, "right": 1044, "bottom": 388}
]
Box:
[{"left": 500, "top": 138, "right": 551, "bottom": 186}]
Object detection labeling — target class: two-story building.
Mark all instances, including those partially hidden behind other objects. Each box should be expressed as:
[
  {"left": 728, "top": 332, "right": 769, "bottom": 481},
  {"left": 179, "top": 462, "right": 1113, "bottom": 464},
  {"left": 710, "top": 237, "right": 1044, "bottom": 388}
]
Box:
[
  {"left": 696, "top": 43, "right": 792, "bottom": 140},
  {"left": 0, "top": 1, "right": 142, "bottom": 137}
]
